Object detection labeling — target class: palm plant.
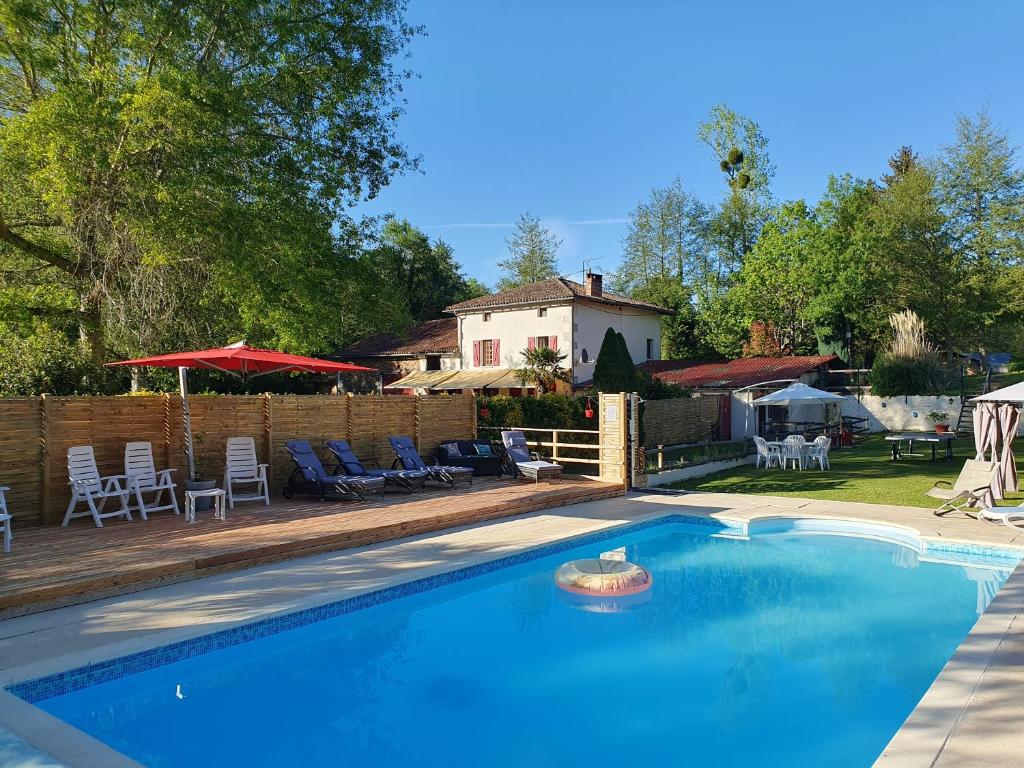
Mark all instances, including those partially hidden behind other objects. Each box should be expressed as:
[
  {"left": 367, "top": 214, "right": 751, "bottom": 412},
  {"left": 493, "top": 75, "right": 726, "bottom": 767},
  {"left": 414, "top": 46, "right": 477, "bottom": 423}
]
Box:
[{"left": 515, "top": 346, "right": 571, "bottom": 395}]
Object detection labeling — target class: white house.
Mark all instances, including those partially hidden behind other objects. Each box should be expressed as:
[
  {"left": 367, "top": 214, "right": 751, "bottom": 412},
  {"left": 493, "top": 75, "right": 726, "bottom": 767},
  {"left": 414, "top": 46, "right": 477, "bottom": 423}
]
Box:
[{"left": 376, "top": 273, "right": 670, "bottom": 394}]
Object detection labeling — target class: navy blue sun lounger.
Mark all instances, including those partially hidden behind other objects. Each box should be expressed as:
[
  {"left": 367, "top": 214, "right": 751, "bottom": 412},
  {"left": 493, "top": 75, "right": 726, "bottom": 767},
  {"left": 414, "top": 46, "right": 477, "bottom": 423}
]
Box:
[
  {"left": 326, "top": 439, "right": 428, "bottom": 493},
  {"left": 388, "top": 435, "right": 474, "bottom": 488},
  {"left": 284, "top": 440, "right": 385, "bottom": 501}
]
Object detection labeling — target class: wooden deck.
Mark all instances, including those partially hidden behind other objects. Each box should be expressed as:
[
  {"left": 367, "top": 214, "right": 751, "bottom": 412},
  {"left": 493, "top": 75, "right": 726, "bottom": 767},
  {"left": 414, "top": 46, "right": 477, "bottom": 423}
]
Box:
[{"left": 0, "top": 477, "right": 623, "bottom": 616}]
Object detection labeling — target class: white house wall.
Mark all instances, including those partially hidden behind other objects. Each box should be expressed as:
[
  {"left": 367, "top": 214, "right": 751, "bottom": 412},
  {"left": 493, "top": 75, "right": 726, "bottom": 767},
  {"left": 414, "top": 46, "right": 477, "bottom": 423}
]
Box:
[
  {"left": 572, "top": 301, "right": 662, "bottom": 384},
  {"left": 457, "top": 303, "right": 573, "bottom": 369}
]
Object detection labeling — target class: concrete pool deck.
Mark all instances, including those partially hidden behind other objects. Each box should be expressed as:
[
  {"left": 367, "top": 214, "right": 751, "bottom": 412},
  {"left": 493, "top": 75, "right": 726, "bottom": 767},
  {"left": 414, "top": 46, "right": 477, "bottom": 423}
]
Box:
[{"left": 0, "top": 490, "right": 1022, "bottom": 767}]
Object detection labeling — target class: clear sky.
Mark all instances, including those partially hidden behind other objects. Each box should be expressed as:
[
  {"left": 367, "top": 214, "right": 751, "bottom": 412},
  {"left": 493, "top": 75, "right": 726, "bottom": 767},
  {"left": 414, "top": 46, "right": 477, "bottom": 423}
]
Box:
[{"left": 355, "top": 0, "right": 1024, "bottom": 287}]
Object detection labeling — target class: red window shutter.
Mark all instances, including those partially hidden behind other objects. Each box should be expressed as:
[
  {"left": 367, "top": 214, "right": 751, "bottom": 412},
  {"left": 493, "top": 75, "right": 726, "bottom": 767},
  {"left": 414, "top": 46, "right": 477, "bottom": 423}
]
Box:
[
  {"left": 549, "top": 336, "right": 558, "bottom": 350},
  {"left": 527, "top": 337, "right": 535, "bottom": 351},
  {"left": 492, "top": 339, "right": 500, "bottom": 366},
  {"left": 472, "top": 340, "right": 481, "bottom": 366}
]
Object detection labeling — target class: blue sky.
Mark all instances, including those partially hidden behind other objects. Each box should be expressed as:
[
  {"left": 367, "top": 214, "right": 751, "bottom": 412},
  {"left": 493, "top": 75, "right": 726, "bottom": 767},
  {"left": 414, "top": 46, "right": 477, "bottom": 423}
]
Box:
[{"left": 355, "top": 0, "right": 1024, "bottom": 287}]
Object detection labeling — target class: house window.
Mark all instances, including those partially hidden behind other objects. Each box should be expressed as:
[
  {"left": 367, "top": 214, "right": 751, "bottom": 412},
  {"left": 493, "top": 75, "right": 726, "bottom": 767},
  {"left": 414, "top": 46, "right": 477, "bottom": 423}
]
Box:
[
  {"left": 474, "top": 339, "right": 500, "bottom": 366},
  {"left": 646, "top": 338, "right": 655, "bottom": 360},
  {"left": 537, "top": 307, "right": 547, "bottom": 318},
  {"left": 528, "top": 336, "right": 557, "bottom": 352},
  {"left": 483, "top": 312, "right": 491, "bottom": 322},
  {"left": 425, "top": 355, "right": 441, "bottom": 371}
]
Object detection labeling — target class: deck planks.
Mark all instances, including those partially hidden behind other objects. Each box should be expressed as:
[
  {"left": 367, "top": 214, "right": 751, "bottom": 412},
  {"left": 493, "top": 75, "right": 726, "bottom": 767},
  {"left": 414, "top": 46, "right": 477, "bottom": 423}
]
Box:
[{"left": 0, "top": 477, "right": 623, "bottom": 616}]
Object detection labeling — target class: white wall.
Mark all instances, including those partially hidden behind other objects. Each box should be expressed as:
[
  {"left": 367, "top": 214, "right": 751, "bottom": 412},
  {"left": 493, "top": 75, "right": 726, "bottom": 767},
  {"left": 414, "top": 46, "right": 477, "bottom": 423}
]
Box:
[
  {"left": 572, "top": 300, "right": 662, "bottom": 384},
  {"left": 456, "top": 303, "right": 573, "bottom": 369},
  {"left": 842, "top": 395, "right": 962, "bottom": 432}
]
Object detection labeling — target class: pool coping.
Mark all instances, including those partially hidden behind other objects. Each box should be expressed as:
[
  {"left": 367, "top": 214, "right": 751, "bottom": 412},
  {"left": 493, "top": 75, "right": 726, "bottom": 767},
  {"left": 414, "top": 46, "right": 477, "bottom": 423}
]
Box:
[{"left": 0, "top": 497, "right": 1022, "bottom": 767}]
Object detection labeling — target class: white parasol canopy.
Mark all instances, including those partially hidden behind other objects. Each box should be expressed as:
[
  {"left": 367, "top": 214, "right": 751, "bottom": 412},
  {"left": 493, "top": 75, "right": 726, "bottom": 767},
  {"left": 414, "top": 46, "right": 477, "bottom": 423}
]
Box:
[
  {"left": 971, "top": 381, "right": 1024, "bottom": 402},
  {"left": 751, "top": 383, "right": 848, "bottom": 406}
]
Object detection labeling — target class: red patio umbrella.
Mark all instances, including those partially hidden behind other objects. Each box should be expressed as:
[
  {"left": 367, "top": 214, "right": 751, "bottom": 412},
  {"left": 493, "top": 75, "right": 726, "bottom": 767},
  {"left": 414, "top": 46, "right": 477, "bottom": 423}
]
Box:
[{"left": 108, "top": 341, "right": 375, "bottom": 480}]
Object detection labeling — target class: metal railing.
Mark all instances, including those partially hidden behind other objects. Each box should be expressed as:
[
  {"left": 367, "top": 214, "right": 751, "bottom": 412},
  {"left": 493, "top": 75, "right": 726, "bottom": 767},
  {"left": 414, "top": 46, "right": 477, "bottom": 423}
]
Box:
[{"left": 477, "top": 426, "right": 601, "bottom": 466}]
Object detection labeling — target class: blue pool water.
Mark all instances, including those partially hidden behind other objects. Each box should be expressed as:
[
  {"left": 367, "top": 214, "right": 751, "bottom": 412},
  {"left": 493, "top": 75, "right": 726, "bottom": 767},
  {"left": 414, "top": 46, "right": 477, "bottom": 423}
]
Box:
[{"left": 17, "top": 521, "right": 1019, "bottom": 767}]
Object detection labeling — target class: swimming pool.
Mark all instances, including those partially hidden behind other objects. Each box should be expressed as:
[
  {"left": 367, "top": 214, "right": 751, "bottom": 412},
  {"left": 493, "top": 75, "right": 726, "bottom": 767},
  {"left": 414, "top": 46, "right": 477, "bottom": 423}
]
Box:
[{"left": 9, "top": 516, "right": 1020, "bottom": 767}]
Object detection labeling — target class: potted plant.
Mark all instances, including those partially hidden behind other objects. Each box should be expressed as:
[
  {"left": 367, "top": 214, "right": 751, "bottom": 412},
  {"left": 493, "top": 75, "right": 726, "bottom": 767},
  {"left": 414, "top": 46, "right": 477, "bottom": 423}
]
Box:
[{"left": 927, "top": 411, "right": 950, "bottom": 433}]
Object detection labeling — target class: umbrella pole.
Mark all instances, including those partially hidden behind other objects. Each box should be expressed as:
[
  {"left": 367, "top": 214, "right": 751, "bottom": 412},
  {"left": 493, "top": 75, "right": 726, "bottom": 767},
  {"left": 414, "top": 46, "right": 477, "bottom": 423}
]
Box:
[{"left": 179, "top": 366, "right": 197, "bottom": 481}]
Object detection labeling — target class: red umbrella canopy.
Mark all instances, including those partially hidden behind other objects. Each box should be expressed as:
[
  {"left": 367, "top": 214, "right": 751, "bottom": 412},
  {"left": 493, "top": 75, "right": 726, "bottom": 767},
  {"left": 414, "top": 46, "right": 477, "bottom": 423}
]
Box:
[{"left": 108, "top": 342, "right": 375, "bottom": 377}]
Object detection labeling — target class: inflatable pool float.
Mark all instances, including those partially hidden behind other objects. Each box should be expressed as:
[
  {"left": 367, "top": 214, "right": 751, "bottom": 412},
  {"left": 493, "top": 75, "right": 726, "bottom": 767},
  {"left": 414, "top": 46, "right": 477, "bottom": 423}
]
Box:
[{"left": 554, "top": 558, "right": 653, "bottom": 596}]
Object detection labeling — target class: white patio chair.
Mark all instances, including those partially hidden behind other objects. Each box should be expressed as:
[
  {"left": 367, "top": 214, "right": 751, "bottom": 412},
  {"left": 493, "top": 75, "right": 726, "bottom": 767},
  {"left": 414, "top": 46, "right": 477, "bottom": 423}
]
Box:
[
  {"left": 63, "top": 446, "right": 133, "bottom": 527},
  {"left": 224, "top": 437, "right": 270, "bottom": 509},
  {"left": 781, "top": 435, "right": 806, "bottom": 470},
  {"left": 0, "top": 485, "right": 11, "bottom": 553},
  {"left": 754, "top": 436, "right": 781, "bottom": 469},
  {"left": 978, "top": 503, "right": 1024, "bottom": 530},
  {"left": 806, "top": 435, "right": 832, "bottom": 470},
  {"left": 124, "top": 441, "right": 180, "bottom": 519},
  {"left": 927, "top": 459, "right": 998, "bottom": 517}
]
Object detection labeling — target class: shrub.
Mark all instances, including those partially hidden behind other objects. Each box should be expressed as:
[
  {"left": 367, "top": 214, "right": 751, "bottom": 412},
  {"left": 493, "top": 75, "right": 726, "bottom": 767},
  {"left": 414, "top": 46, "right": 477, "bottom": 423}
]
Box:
[
  {"left": 635, "top": 370, "right": 690, "bottom": 400},
  {"left": 869, "top": 353, "right": 944, "bottom": 397},
  {"left": 869, "top": 310, "right": 944, "bottom": 397},
  {"left": 592, "top": 327, "right": 636, "bottom": 393},
  {"left": 477, "top": 394, "right": 594, "bottom": 431},
  {"left": 0, "top": 324, "right": 104, "bottom": 396}
]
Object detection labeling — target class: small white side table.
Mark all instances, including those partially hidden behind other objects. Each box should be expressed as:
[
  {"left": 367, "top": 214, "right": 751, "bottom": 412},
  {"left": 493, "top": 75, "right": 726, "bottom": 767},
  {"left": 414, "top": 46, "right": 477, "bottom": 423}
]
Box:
[
  {"left": 0, "top": 485, "right": 11, "bottom": 553},
  {"left": 185, "top": 488, "right": 227, "bottom": 524}
]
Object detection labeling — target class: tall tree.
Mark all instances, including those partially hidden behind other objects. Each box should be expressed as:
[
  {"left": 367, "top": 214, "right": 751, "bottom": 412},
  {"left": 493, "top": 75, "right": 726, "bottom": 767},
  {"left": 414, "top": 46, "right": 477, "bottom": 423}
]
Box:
[
  {"left": 936, "top": 109, "right": 1024, "bottom": 354},
  {"left": 612, "top": 177, "right": 709, "bottom": 295},
  {"left": 0, "top": 0, "right": 418, "bottom": 363},
  {"left": 937, "top": 109, "right": 1024, "bottom": 269},
  {"left": 729, "top": 201, "right": 822, "bottom": 355},
  {"left": 497, "top": 212, "right": 561, "bottom": 290},
  {"left": 371, "top": 219, "right": 481, "bottom": 322},
  {"left": 697, "top": 104, "right": 776, "bottom": 267}
]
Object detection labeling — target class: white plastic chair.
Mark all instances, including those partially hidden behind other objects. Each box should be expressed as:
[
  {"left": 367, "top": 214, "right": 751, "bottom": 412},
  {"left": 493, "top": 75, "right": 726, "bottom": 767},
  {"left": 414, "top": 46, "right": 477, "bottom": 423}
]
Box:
[
  {"left": 754, "top": 436, "right": 781, "bottom": 469},
  {"left": 781, "top": 435, "right": 806, "bottom": 470},
  {"left": 224, "top": 437, "right": 270, "bottom": 509},
  {"left": 0, "top": 485, "right": 11, "bottom": 553},
  {"left": 806, "top": 435, "right": 832, "bottom": 470},
  {"left": 63, "top": 446, "right": 133, "bottom": 527},
  {"left": 125, "top": 441, "right": 180, "bottom": 519}
]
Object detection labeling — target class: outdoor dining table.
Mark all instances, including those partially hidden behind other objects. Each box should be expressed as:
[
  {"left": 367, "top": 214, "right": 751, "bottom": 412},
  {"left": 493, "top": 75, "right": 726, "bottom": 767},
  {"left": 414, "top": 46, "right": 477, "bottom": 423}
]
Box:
[
  {"left": 884, "top": 432, "right": 955, "bottom": 462},
  {"left": 765, "top": 440, "right": 812, "bottom": 467}
]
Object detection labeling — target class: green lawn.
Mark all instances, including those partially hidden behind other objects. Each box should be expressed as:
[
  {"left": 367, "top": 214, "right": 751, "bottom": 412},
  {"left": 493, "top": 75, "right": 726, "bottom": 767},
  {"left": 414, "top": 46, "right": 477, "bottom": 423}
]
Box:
[{"left": 665, "top": 435, "right": 1024, "bottom": 509}]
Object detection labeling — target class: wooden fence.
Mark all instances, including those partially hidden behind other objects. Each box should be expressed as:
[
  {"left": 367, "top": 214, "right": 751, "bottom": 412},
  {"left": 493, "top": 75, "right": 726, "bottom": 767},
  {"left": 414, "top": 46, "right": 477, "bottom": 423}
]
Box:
[
  {"left": 0, "top": 393, "right": 476, "bottom": 526},
  {"left": 641, "top": 396, "right": 720, "bottom": 448}
]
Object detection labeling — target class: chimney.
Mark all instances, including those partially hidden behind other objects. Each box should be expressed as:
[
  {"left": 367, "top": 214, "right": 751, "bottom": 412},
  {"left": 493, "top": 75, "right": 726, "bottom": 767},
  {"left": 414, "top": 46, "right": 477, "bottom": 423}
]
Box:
[{"left": 584, "top": 272, "right": 602, "bottom": 297}]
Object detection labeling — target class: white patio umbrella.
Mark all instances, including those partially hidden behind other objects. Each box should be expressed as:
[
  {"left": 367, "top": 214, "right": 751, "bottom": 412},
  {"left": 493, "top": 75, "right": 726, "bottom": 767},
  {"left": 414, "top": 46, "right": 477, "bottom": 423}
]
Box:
[
  {"left": 751, "top": 383, "right": 848, "bottom": 439},
  {"left": 751, "top": 383, "right": 848, "bottom": 406}
]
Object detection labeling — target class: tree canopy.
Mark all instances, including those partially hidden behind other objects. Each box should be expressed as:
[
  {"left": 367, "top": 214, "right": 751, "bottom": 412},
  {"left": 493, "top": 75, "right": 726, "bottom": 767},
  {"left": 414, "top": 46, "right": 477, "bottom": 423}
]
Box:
[
  {"left": 497, "top": 212, "right": 561, "bottom": 290},
  {"left": 0, "top": 0, "right": 419, "bottom": 369}
]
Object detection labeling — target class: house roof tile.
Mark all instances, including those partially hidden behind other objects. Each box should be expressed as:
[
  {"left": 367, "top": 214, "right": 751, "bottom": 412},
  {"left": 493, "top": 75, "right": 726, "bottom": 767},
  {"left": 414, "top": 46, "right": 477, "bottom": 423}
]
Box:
[
  {"left": 335, "top": 318, "right": 458, "bottom": 358},
  {"left": 445, "top": 277, "right": 672, "bottom": 314},
  {"left": 653, "top": 355, "right": 839, "bottom": 389}
]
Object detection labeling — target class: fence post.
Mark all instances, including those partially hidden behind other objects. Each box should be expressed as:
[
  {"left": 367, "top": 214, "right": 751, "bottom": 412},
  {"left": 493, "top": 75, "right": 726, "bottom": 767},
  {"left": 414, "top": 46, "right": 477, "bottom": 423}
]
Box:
[
  {"left": 40, "top": 394, "right": 50, "bottom": 525},
  {"left": 471, "top": 395, "right": 478, "bottom": 439},
  {"left": 598, "top": 392, "right": 627, "bottom": 488},
  {"left": 414, "top": 395, "right": 422, "bottom": 453},
  {"left": 657, "top": 444, "right": 664, "bottom": 471},
  {"left": 345, "top": 392, "right": 353, "bottom": 442},
  {"left": 551, "top": 430, "right": 559, "bottom": 462},
  {"left": 264, "top": 394, "right": 274, "bottom": 493}
]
